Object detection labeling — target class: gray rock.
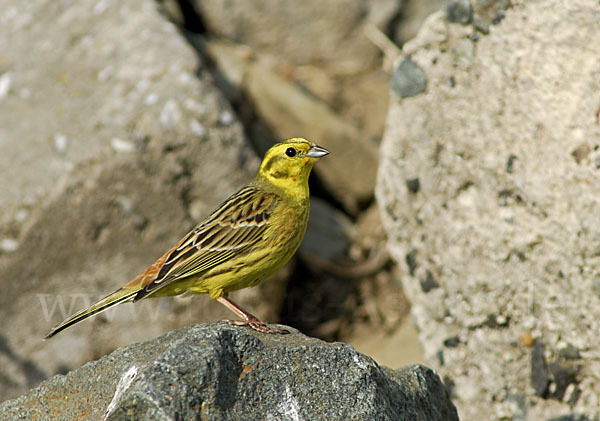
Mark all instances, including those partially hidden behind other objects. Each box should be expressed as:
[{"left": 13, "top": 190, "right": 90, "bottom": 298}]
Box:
[
  {"left": 406, "top": 177, "right": 421, "bottom": 194},
  {"left": 0, "top": 323, "right": 458, "bottom": 421},
  {"left": 446, "top": 0, "right": 510, "bottom": 34},
  {"left": 377, "top": 0, "right": 600, "bottom": 418},
  {"left": 547, "top": 361, "right": 578, "bottom": 401},
  {"left": 0, "top": 0, "right": 266, "bottom": 401},
  {"left": 420, "top": 270, "right": 440, "bottom": 292},
  {"left": 559, "top": 345, "right": 582, "bottom": 361},
  {"left": 445, "top": 0, "right": 473, "bottom": 24},
  {"left": 192, "top": 0, "right": 380, "bottom": 74},
  {"left": 390, "top": 57, "right": 427, "bottom": 98},
  {"left": 443, "top": 336, "right": 461, "bottom": 349},
  {"left": 506, "top": 393, "right": 527, "bottom": 421},
  {"left": 472, "top": 0, "right": 511, "bottom": 34}
]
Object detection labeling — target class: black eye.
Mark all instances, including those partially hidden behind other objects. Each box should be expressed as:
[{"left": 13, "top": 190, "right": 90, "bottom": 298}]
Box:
[{"left": 285, "top": 147, "right": 296, "bottom": 157}]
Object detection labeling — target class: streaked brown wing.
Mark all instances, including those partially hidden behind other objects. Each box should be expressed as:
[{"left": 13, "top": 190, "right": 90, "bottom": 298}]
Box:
[{"left": 135, "top": 185, "right": 277, "bottom": 299}]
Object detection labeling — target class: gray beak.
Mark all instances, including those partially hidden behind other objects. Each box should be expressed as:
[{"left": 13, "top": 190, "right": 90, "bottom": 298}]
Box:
[{"left": 306, "top": 144, "right": 330, "bottom": 158}]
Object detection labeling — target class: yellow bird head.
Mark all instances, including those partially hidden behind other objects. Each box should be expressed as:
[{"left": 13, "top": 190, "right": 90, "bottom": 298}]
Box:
[{"left": 255, "top": 138, "right": 329, "bottom": 192}]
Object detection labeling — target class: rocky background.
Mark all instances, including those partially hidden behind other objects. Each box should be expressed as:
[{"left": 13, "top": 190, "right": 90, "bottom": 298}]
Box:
[{"left": 0, "top": 0, "right": 598, "bottom": 419}]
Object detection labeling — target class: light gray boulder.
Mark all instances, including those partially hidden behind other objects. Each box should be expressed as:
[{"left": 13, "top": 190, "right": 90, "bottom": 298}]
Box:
[
  {"left": 377, "top": 0, "right": 600, "bottom": 419},
  {"left": 0, "top": 0, "right": 263, "bottom": 401}
]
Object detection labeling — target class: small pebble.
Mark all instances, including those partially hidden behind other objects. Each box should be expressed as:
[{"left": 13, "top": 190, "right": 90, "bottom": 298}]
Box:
[
  {"left": 93, "top": 0, "right": 109, "bottom": 15},
  {"left": 484, "top": 314, "right": 510, "bottom": 328},
  {"left": 391, "top": 57, "right": 427, "bottom": 98},
  {"left": 115, "top": 196, "right": 135, "bottom": 214},
  {"left": 111, "top": 138, "right": 136, "bottom": 153},
  {"left": 53, "top": 134, "right": 68, "bottom": 153},
  {"left": 505, "top": 394, "right": 527, "bottom": 421},
  {"left": 15, "top": 209, "right": 28, "bottom": 222},
  {"left": 189, "top": 118, "right": 207, "bottom": 137},
  {"left": 571, "top": 143, "right": 591, "bottom": 164},
  {"left": 136, "top": 79, "right": 150, "bottom": 91},
  {"left": 97, "top": 65, "right": 113, "bottom": 82},
  {"left": 443, "top": 336, "right": 460, "bottom": 348},
  {"left": 405, "top": 177, "right": 420, "bottom": 194},
  {"left": 144, "top": 93, "right": 159, "bottom": 105},
  {"left": 473, "top": 18, "right": 491, "bottom": 35},
  {"left": 178, "top": 72, "right": 193, "bottom": 84},
  {"left": 521, "top": 331, "right": 534, "bottom": 347},
  {"left": 420, "top": 270, "right": 439, "bottom": 292},
  {"left": 184, "top": 98, "right": 207, "bottom": 114},
  {"left": 0, "top": 72, "right": 13, "bottom": 100},
  {"left": 548, "top": 362, "right": 578, "bottom": 400},
  {"left": 506, "top": 154, "right": 517, "bottom": 173},
  {"left": 160, "top": 99, "right": 181, "bottom": 130},
  {"left": 405, "top": 249, "right": 418, "bottom": 276},
  {"left": 445, "top": 0, "right": 473, "bottom": 24},
  {"left": 436, "top": 350, "right": 445, "bottom": 365},
  {"left": 472, "top": 0, "right": 510, "bottom": 33},
  {"left": 559, "top": 344, "right": 581, "bottom": 360},
  {"left": 219, "top": 110, "right": 234, "bottom": 126},
  {"left": 131, "top": 214, "right": 148, "bottom": 230},
  {"left": 0, "top": 238, "right": 19, "bottom": 253}
]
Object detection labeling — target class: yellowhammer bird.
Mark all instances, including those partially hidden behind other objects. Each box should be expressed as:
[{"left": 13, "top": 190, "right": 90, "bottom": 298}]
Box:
[{"left": 45, "top": 138, "right": 329, "bottom": 338}]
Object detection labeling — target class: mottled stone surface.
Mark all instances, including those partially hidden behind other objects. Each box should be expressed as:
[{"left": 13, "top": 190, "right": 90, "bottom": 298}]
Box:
[
  {"left": 0, "top": 0, "right": 261, "bottom": 400},
  {"left": 0, "top": 324, "right": 457, "bottom": 421},
  {"left": 377, "top": 0, "right": 600, "bottom": 419}
]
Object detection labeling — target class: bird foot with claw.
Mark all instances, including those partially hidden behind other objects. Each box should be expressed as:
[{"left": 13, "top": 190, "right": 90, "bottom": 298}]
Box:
[{"left": 227, "top": 318, "right": 289, "bottom": 334}]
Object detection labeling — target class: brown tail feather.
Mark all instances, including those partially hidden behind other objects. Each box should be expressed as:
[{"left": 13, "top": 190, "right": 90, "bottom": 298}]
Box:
[{"left": 44, "top": 288, "right": 139, "bottom": 339}]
